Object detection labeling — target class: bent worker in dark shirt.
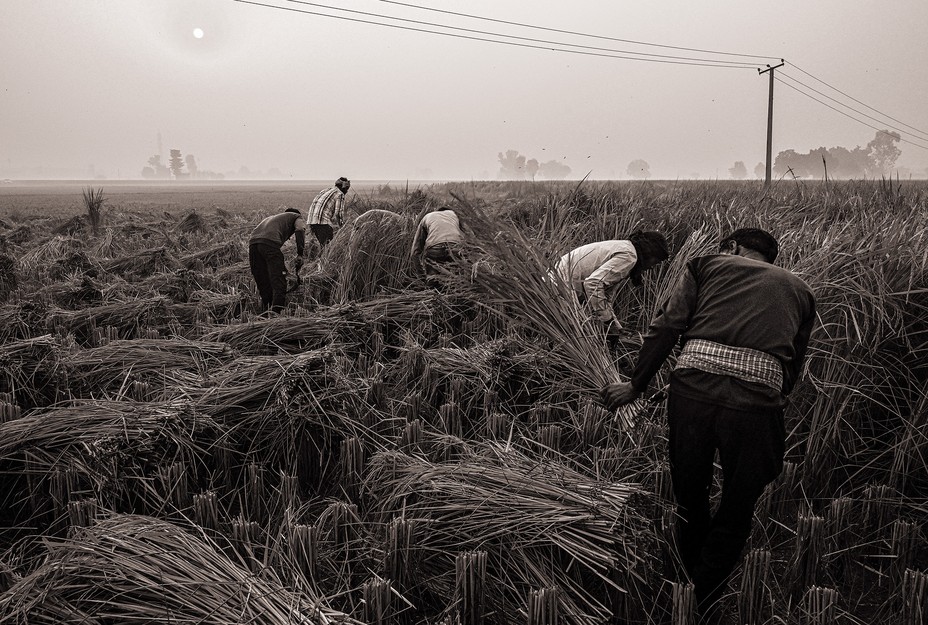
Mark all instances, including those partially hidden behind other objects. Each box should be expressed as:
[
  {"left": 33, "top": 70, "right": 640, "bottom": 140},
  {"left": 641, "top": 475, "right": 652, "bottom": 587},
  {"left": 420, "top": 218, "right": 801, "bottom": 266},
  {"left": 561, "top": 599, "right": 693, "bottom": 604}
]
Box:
[
  {"left": 248, "top": 207, "right": 306, "bottom": 314},
  {"left": 601, "top": 228, "right": 816, "bottom": 622}
]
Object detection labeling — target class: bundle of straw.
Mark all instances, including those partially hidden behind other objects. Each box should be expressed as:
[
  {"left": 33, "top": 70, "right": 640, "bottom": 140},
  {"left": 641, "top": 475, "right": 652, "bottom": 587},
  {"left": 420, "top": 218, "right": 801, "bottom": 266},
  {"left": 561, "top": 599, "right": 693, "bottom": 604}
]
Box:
[
  {"left": 322, "top": 208, "right": 416, "bottom": 303},
  {"left": 0, "top": 334, "right": 65, "bottom": 408},
  {"left": 170, "top": 290, "right": 248, "bottom": 327},
  {"left": 46, "top": 296, "right": 175, "bottom": 343},
  {"left": 446, "top": 209, "right": 713, "bottom": 434},
  {"left": 202, "top": 290, "right": 446, "bottom": 356},
  {"left": 0, "top": 399, "right": 219, "bottom": 517},
  {"left": 19, "top": 235, "right": 82, "bottom": 273},
  {"left": 445, "top": 208, "right": 616, "bottom": 397},
  {"left": 186, "top": 349, "right": 356, "bottom": 419},
  {"left": 362, "top": 444, "right": 663, "bottom": 624},
  {"left": 201, "top": 312, "right": 359, "bottom": 355},
  {"left": 0, "top": 513, "right": 362, "bottom": 624},
  {"left": 61, "top": 338, "right": 234, "bottom": 399},
  {"left": 175, "top": 210, "right": 207, "bottom": 235},
  {"left": 102, "top": 247, "right": 181, "bottom": 278},
  {"left": 182, "top": 349, "right": 383, "bottom": 472},
  {"left": 178, "top": 241, "right": 242, "bottom": 269},
  {"left": 0, "top": 301, "right": 54, "bottom": 342}
]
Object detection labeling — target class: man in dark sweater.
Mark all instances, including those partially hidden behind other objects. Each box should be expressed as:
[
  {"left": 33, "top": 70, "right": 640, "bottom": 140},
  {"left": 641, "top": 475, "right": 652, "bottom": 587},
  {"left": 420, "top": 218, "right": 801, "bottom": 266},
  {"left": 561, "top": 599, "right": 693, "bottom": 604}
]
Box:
[
  {"left": 248, "top": 207, "right": 305, "bottom": 314},
  {"left": 601, "top": 228, "right": 816, "bottom": 621}
]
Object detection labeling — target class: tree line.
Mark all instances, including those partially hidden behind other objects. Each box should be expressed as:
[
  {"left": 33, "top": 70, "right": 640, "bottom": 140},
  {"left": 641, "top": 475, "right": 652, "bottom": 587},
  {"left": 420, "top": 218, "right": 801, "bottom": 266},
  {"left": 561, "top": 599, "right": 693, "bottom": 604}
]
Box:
[
  {"left": 141, "top": 149, "right": 224, "bottom": 180},
  {"left": 730, "top": 130, "right": 910, "bottom": 181}
]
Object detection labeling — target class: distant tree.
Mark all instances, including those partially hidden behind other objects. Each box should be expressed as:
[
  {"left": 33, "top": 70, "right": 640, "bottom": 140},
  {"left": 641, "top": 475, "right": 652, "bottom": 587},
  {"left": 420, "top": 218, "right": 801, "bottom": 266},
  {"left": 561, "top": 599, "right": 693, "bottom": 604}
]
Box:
[
  {"left": 626, "top": 159, "right": 651, "bottom": 180},
  {"left": 754, "top": 162, "right": 765, "bottom": 179},
  {"left": 525, "top": 158, "right": 539, "bottom": 181},
  {"left": 538, "top": 160, "right": 571, "bottom": 180},
  {"left": 497, "top": 150, "right": 527, "bottom": 180},
  {"left": 728, "top": 161, "right": 747, "bottom": 180},
  {"left": 866, "top": 130, "right": 902, "bottom": 177},
  {"left": 142, "top": 155, "right": 170, "bottom": 179},
  {"left": 169, "top": 149, "right": 186, "bottom": 179},
  {"left": 185, "top": 154, "right": 198, "bottom": 177},
  {"left": 772, "top": 131, "right": 901, "bottom": 180}
]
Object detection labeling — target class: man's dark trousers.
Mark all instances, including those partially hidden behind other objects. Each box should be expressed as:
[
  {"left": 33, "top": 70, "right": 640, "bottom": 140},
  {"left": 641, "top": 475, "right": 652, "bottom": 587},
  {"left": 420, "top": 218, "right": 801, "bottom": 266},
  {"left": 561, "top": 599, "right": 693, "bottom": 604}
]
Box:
[
  {"left": 249, "top": 241, "right": 287, "bottom": 313},
  {"left": 666, "top": 388, "right": 785, "bottom": 616},
  {"left": 310, "top": 224, "right": 334, "bottom": 253}
]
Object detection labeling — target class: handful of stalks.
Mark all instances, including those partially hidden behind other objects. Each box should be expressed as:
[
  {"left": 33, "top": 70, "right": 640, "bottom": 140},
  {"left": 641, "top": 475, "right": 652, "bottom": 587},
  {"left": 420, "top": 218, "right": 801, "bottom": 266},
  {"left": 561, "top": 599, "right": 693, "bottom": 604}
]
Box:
[
  {"left": 444, "top": 207, "right": 638, "bottom": 428},
  {"left": 445, "top": 208, "right": 713, "bottom": 439}
]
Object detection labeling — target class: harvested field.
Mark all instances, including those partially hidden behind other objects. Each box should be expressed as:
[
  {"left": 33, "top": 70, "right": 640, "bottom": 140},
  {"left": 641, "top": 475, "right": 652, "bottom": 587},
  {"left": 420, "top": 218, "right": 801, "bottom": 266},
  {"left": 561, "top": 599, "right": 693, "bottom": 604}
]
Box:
[{"left": 0, "top": 179, "right": 926, "bottom": 624}]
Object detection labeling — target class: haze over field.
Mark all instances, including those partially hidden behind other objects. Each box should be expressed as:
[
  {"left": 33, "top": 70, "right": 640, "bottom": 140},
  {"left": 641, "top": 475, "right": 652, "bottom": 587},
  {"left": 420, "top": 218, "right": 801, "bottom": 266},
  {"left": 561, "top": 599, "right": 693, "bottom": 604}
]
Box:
[{"left": 2, "top": 0, "right": 927, "bottom": 180}]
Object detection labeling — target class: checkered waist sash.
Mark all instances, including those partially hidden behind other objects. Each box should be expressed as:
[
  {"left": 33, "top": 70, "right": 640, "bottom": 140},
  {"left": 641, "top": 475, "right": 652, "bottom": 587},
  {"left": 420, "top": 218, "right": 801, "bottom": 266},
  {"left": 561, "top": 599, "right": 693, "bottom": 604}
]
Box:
[{"left": 675, "top": 338, "right": 783, "bottom": 391}]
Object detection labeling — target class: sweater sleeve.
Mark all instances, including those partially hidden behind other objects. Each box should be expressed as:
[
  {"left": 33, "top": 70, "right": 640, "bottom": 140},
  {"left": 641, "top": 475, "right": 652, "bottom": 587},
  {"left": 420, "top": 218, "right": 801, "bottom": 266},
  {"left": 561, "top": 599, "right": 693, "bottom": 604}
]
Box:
[
  {"left": 630, "top": 263, "right": 699, "bottom": 391},
  {"left": 783, "top": 296, "right": 816, "bottom": 395}
]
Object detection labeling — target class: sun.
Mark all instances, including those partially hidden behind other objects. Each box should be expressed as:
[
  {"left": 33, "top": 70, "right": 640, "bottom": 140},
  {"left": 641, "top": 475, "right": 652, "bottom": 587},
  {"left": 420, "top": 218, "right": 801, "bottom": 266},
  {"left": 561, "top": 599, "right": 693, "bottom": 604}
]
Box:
[{"left": 192, "top": 27, "right": 204, "bottom": 39}]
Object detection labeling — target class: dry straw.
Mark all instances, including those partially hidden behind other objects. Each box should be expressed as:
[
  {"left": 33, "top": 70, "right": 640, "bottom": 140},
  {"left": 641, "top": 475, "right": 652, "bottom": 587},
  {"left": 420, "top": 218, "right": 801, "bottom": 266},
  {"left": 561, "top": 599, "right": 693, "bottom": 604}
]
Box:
[
  {"left": 363, "top": 444, "right": 661, "bottom": 624},
  {"left": 322, "top": 208, "right": 416, "bottom": 303},
  {"left": 0, "top": 399, "right": 218, "bottom": 517},
  {"left": 0, "top": 513, "right": 360, "bottom": 624}
]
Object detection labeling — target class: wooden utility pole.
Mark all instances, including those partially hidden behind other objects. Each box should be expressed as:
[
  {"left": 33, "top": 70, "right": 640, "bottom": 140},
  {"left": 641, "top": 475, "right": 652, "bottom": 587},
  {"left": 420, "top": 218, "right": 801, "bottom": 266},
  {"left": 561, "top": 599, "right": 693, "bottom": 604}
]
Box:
[{"left": 759, "top": 60, "right": 785, "bottom": 187}]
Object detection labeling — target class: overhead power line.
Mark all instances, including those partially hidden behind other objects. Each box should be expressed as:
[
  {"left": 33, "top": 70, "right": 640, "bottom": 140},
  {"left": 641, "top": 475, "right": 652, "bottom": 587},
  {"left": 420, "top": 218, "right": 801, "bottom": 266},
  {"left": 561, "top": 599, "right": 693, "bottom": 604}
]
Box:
[
  {"left": 280, "top": 0, "right": 758, "bottom": 66},
  {"left": 778, "top": 72, "right": 928, "bottom": 143},
  {"left": 376, "top": 0, "right": 782, "bottom": 61},
  {"left": 787, "top": 62, "right": 928, "bottom": 139},
  {"left": 233, "top": 0, "right": 764, "bottom": 68},
  {"left": 774, "top": 77, "right": 928, "bottom": 152},
  {"left": 234, "top": 0, "right": 927, "bottom": 157}
]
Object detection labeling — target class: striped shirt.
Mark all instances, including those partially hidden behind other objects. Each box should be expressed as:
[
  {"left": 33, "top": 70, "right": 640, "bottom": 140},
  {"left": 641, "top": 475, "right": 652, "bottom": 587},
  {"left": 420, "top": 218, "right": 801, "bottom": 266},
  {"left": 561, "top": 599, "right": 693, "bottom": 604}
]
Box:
[{"left": 307, "top": 186, "right": 346, "bottom": 226}]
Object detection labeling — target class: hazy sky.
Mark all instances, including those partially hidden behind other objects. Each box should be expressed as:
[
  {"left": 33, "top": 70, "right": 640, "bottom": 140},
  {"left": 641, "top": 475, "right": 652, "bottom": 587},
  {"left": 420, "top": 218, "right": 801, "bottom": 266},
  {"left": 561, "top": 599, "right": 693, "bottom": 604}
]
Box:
[{"left": 2, "top": 0, "right": 927, "bottom": 180}]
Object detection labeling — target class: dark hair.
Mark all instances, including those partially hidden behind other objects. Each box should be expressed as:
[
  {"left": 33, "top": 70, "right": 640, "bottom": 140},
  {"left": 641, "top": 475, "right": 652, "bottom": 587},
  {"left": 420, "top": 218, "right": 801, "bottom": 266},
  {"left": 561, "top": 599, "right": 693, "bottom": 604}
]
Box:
[
  {"left": 627, "top": 231, "right": 669, "bottom": 287},
  {"left": 719, "top": 228, "right": 779, "bottom": 263},
  {"left": 284, "top": 207, "right": 302, "bottom": 215},
  {"left": 336, "top": 176, "right": 350, "bottom": 188},
  {"left": 628, "top": 231, "right": 669, "bottom": 264}
]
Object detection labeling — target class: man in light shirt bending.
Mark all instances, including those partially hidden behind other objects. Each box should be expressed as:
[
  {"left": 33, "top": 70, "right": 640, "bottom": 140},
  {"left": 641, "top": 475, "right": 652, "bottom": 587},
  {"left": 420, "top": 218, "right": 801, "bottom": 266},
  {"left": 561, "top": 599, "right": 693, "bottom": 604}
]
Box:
[
  {"left": 555, "top": 231, "right": 669, "bottom": 337},
  {"left": 411, "top": 206, "right": 467, "bottom": 282}
]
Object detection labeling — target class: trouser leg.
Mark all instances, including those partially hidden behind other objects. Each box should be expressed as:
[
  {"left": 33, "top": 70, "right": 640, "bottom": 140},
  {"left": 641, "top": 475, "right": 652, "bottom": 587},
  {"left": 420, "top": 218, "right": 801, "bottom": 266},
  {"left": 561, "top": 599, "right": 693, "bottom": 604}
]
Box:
[
  {"left": 249, "top": 244, "right": 273, "bottom": 311},
  {"left": 423, "top": 244, "right": 453, "bottom": 276},
  {"left": 311, "top": 224, "right": 333, "bottom": 252},
  {"left": 667, "top": 392, "right": 717, "bottom": 578},
  {"left": 262, "top": 244, "right": 288, "bottom": 314},
  {"left": 676, "top": 396, "right": 786, "bottom": 618}
]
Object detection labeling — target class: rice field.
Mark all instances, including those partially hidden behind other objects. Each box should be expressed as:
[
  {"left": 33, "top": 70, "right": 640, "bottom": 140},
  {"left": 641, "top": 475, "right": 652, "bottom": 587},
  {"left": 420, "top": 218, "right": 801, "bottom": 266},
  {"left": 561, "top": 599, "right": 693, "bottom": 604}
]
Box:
[{"left": 0, "top": 178, "right": 926, "bottom": 624}]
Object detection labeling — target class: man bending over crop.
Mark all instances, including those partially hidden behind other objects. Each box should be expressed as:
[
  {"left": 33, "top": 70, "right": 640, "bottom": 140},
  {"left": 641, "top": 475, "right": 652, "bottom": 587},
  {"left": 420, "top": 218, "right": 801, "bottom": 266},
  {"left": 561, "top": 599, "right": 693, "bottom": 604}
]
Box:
[
  {"left": 601, "top": 228, "right": 816, "bottom": 622},
  {"left": 248, "top": 207, "right": 305, "bottom": 314},
  {"left": 411, "top": 206, "right": 466, "bottom": 283},
  {"left": 555, "top": 231, "right": 669, "bottom": 338},
  {"left": 307, "top": 177, "right": 350, "bottom": 255}
]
